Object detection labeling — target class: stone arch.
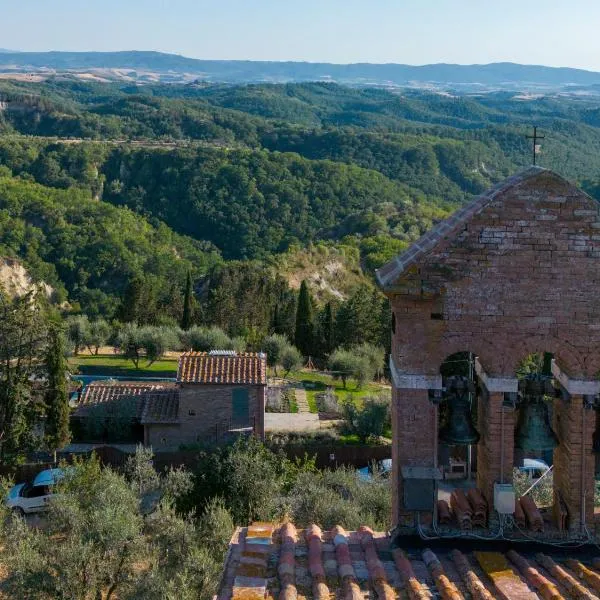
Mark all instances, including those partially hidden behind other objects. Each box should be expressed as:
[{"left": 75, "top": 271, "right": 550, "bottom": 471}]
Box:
[
  {"left": 434, "top": 336, "right": 502, "bottom": 376},
  {"left": 500, "top": 334, "right": 584, "bottom": 377}
]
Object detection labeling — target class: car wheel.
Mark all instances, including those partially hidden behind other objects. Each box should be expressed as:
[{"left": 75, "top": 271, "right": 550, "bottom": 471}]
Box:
[{"left": 11, "top": 506, "right": 25, "bottom": 517}]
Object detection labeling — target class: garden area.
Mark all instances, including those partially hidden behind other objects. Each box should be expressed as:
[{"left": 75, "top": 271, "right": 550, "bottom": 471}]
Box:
[{"left": 282, "top": 368, "right": 390, "bottom": 414}]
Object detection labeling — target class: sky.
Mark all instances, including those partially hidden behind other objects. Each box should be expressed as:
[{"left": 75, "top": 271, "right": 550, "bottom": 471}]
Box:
[{"left": 2, "top": 0, "right": 600, "bottom": 70}]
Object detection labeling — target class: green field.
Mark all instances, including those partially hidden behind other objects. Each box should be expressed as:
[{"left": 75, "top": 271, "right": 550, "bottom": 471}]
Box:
[{"left": 69, "top": 354, "right": 178, "bottom": 378}]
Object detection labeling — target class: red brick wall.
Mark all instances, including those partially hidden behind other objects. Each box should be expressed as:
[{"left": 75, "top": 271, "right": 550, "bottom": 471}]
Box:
[
  {"left": 390, "top": 171, "right": 600, "bottom": 378},
  {"left": 393, "top": 387, "right": 437, "bottom": 528},
  {"left": 385, "top": 170, "right": 600, "bottom": 530},
  {"left": 553, "top": 395, "right": 595, "bottom": 532},
  {"left": 476, "top": 389, "right": 514, "bottom": 506}
]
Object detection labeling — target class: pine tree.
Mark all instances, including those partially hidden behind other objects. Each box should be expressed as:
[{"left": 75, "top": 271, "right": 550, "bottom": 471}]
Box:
[
  {"left": 181, "top": 270, "right": 194, "bottom": 330},
  {"left": 45, "top": 326, "right": 70, "bottom": 461},
  {"left": 294, "top": 280, "right": 314, "bottom": 357}
]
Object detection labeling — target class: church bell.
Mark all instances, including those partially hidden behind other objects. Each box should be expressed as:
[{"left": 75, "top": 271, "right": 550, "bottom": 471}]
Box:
[
  {"left": 439, "top": 376, "right": 480, "bottom": 446},
  {"left": 514, "top": 375, "right": 558, "bottom": 453}
]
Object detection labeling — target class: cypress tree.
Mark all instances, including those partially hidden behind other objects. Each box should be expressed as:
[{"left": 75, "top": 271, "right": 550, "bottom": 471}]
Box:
[
  {"left": 321, "top": 301, "right": 335, "bottom": 356},
  {"left": 120, "top": 275, "right": 144, "bottom": 323},
  {"left": 45, "top": 326, "right": 70, "bottom": 461},
  {"left": 294, "top": 280, "right": 314, "bottom": 357},
  {"left": 181, "top": 270, "right": 194, "bottom": 330}
]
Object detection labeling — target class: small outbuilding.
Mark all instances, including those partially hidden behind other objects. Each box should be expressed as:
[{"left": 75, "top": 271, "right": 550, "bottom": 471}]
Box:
[{"left": 73, "top": 351, "right": 267, "bottom": 448}]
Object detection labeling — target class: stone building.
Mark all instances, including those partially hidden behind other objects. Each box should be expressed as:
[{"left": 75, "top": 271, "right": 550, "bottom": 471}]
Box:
[
  {"left": 376, "top": 167, "right": 600, "bottom": 537},
  {"left": 73, "top": 351, "right": 267, "bottom": 447}
]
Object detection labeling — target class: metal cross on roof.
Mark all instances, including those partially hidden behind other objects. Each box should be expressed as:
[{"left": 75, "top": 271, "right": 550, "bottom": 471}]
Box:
[{"left": 526, "top": 126, "right": 545, "bottom": 166}]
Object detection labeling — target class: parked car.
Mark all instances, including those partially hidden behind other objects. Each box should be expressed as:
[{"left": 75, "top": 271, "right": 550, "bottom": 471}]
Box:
[
  {"left": 6, "top": 468, "right": 67, "bottom": 515},
  {"left": 518, "top": 458, "right": 551, "bottom": 481},
  {"left": 358, "top": 458, "right": 391, "bottom": 481}
]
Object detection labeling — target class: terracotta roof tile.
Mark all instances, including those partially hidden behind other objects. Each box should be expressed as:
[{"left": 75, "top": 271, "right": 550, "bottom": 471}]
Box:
[
  {"left": 75, "top": 381, "right": 179, "bottom": 423},
  {"left": 217, "top": 522, "right": 600, "bottom": 600},
  {"left": 140, "top": 389, "right": 180, "bottom": 424},
  {"left": 177, "top": 352, "right": 267, "bottom": 385}
]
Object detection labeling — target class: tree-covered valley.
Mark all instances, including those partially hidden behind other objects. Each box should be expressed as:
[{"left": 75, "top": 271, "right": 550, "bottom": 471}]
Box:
[{"left": 2, "top": 79, "right": 600, "bottom": 329}]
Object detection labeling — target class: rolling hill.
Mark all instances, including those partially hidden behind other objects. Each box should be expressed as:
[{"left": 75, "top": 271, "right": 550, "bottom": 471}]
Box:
[{"left": 2, "top": 51, "right": 600, "bottom": 91}]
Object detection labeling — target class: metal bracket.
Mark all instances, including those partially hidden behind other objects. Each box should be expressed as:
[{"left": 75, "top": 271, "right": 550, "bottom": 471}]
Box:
[{"left": 428, "top": 389, "right": 444, "bottom": 404}]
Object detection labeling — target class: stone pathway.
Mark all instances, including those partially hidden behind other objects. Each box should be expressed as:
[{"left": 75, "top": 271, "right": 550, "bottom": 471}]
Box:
[{"left": 294, "top": 387, "right": 310, "bottom": 413}]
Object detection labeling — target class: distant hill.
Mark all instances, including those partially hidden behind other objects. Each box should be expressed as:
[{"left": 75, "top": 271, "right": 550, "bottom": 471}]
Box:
[{"left": 2, "top": 51, "right": 600, "bottom": 90}]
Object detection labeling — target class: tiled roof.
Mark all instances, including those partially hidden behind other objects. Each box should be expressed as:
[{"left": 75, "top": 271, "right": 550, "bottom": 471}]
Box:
[
  {"left": 376, "top": 166, "right": 553, "bottom": 291},
  {"left": 217, "top": 522, "right": 600, "bottom": 600},
  {"left": 74, "top": 382, "right": 179, "bottom": 423},
  {"left": 177, "top": 352, "right": 267, "bottom": 385},
  {"left": 140, "top": 389, "right": 180, "bottom": 424}
]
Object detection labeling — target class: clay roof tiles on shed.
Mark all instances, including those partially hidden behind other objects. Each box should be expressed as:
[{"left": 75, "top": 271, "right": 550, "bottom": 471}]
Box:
[
  {"left": 74, "top": 381, "right": 179, "bottom": 423},
  {"left": 376, "top": 166, "right": 553, "bottom": 291},
  {"left": 139, "top": 389, "right": 180, "bottom": 424},
  {"left": 177, "top": 352, "right": 267, "bottom": 385}
]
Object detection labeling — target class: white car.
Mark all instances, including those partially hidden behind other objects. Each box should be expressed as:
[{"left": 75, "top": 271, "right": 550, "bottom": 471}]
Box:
[
  {"left": 6, "top": 468, "right": 66, "bottom": 515},
  {"left": 518, "top": 458, "right": 551, "bottom": 482}
]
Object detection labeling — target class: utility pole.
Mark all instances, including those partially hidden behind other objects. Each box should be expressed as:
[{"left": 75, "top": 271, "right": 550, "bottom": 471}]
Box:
[{"left": 526, "top": 126, "right": 545, "bottom": 166}]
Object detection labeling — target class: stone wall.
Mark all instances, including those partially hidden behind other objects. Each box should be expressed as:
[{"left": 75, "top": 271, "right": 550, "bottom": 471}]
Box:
[{"left": 146, "top": 384, "right": 265, "bottom": 448}]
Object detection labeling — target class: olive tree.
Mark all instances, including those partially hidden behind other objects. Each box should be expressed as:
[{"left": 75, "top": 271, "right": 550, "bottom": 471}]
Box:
[{"left": 1, "top": 448, "right": 233, "bottom": 600}]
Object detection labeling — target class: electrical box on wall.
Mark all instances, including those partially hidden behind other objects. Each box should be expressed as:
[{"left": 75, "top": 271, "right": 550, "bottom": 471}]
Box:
[
  {"left": 401, "top": 466, "right": 442, "bottom": 511},
  {"left": 494, "top": 483, "right": 515, "bottom": 514}
]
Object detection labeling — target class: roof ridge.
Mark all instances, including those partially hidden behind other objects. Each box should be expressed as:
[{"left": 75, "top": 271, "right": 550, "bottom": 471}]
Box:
[{"left": 375, "top": 166, "right": 561, "bottom": 290}]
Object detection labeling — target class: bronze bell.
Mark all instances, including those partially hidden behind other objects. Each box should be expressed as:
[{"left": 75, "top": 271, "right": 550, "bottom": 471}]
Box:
[
  {"left": 514, "top": 375, "right": 558, "bottom": 453},
  {"left": 439, "top": 376, "right": 480, "bottom": 446}
]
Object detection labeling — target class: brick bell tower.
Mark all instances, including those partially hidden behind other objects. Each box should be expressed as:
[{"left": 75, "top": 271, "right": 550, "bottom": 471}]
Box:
[{"left": 376, "top": 167, "right": 600, "bottom": 537}]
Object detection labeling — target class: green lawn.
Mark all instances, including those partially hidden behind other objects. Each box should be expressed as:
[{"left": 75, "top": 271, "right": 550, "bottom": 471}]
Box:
[
  {"left": 69, "top": 354, "right": 178, "bottom": 378},
  {"left": 280, "top": 369, "right": 390, "bottom": 414}
]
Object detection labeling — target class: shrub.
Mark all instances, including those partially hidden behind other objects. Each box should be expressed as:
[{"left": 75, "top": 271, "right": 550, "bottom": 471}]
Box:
[
  {"left": 316, "top": 387, "right": 342, "bottom": 414},
  {"left": 513, "top": 467, "right": 553, "bottom": 508},
  {"left": 286, "top": 466, "right": 391, "bottom": 531},
  {"left": 266, "top": 387, "right": 296, "bottom": 413}
]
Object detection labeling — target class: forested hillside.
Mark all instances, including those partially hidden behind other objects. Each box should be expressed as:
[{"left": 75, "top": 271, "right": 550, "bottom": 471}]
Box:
[{"left": 1, "top": 79, "right": 600, "bottom": 322}]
